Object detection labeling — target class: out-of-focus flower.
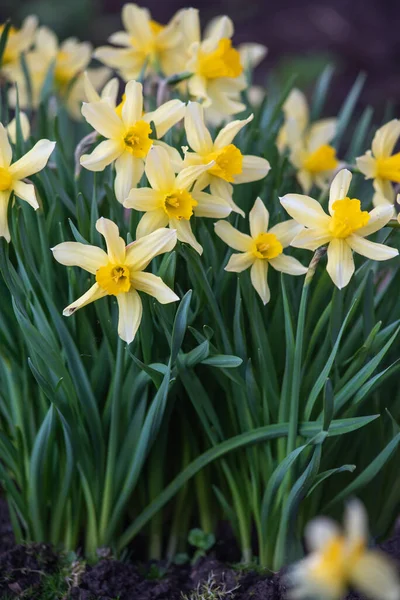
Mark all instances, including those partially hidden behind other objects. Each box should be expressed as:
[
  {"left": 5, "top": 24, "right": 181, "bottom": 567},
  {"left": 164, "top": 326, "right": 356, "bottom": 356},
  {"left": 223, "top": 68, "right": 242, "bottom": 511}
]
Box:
[
  {"left": 94, "top": 3, "right": 184, "bottom": 80},
  {"left": 80, "top": 80, "right": 185, "bottom": 203},
  {"left": 125, "top": 145, "right": 231, "bottom": 254},
  {"left": 52, "top": 218, "right": 178, "bottom": 344},
  {"left": 287, "top": 499, "right": 400, "bottom": 600},
  {"left": 215, "top": 197, "right": 306, "bottom": 304},
  {"left": 356, "top": 120, "right": 400, "bottom": 206},
  {"left": 0, "top": 16, "right": 37, "bottom": 74},
  {"left": 280, "top": 169, "right": 398, "bottom": 289},
  {"left": 7, "top": 112, "right": 30, "bottom": 143},
  {"left": 0, "top": 123, "right": 55, "bottom": 241},
  {"left": 183, "top": 102, "right": 270, "bottom": 216},
  {"left": 278, "top": 88, "right": 339, "bottom": 194}
]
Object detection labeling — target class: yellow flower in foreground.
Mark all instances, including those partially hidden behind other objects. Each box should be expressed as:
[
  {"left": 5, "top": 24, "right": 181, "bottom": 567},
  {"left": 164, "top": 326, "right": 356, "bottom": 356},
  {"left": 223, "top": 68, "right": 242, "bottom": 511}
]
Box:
[
  {"left": 214, "top": 197, "right": 307, "bottom": 304},
  {"left": 94, "top": 3, "right": 184, "bottom": 80},
  {"left": 7, "top": 112, "right": 30, "bottom": 143},
  {"left": 125, "top": 145, "right": 231, "bottom": 255},
  {"left": 356, "top": 119, "right": 400, "bottom": 206},
  {"left": 288, "top": 500, "right": 400, "bottom": 600},
  {"left": 278, "top": 88, "right": 339, "bottom": 194},
  {"left": 281, "top": 169, "right": 398, "bottom": 289},
  {"left": 0, "top": 123, "right": 55, "bottom": 241},
  {"left": 52, "top": 218, "right": 178, "bottom": 344},
  {"left": 0, "top": 16, "right": 37, "bottom": 73},
  {"left": 183, "top": 102, "right": 271, "bottom": 217},
  {"left": 80, "top": 80, "right": 185, "bottom": 203}
]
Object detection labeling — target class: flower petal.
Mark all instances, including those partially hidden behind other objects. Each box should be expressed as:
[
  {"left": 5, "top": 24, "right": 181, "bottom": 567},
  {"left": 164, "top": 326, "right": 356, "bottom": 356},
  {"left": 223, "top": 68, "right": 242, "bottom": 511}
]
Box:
[
  {"left": 117, "top": 289, "right": 143, "bottom": 344},
  {"left": 12, "top": 181, "right": 38, "bottom": 209},
  {"left": 326, "top": 238, "right": 355, "bottom": 289},
  {"left": 233, "top": 155, "right": 271, "bottom": 184},
  {"left": 121, "top": 3, "right": 152, "bottom": 44},
  {"left": 356, "top": 204, "right": 394, "bottom": 236},
  {"left": 124, "top": 188, "right": 165, "bottom": 211},
  {"left": 373, "top": 178, "right": 395, "bottom": 206},
  {"left": 347, "top": 235, "right": 398, "bottom": 261},
  {"left": 291, "top": 228, "right": 332, "bottom": 251},
  {"left": 307, "top": 118, "right": 337, "bottom": 152},
  {"left": 96, "top": 217, "right": 126, "bottom": 263},
  {"left": 126, "top": 227, "right": 177, "bottom": 270},
  {"left": 304, "top": 517, "right": 341, "bottom": 553},
  {"left": 280, "top": 193, "right": 331, "bottom": 229},
  {"left": 122, "top": 80, "right": 143, "bottom": 128},
  {"left": 63, "top": 283, "right": 107, "bottom": 316},
  {"left": 250, "top": 259, "right": 270, "bottom": 304},
  {"left": 145, "top": 145, "right": 175, "bottom": 192},
  {"left": 214, "top": 221, "right": 252, "bottom": 251},
  {"left": 131, "top": 271, "right": 179, "bottom": 303},
  {"left": 356, "top": 150, "right": 376, "bottom": 179},
  {"left": 81, "top": 100, "right": 125, "bottom": 139},
  {"left": 136, "top": 210, "right": 169, "bottom": 239},
  {"left": 152, "top": 140, "right": 183, "bottom": 171},
  {"left": 350, "top": 551, "right": 400, "bottom": 600},
  {"left": 175, "top": 162, "right": 214, "bottom": 191},
  {"left": 52, "top": 242, "right": 108, "bottom": 274},
  {"left": 9, "top": 140, "right": 56, "bottom": 180},
  {"left": 184, "top": 102, "right": 214, "bottom": 154},
  {"left": 269, "top": 254, "right": 308, "bottom": 275},
  {"left": 209, "top": 177, "right": 244, "bottom": 217},
  {"left": 80, "top": 139, "right": 123, "bottom": 172},
  {"left": 192, "top": 191, "right": 231, "bottom": 218},
  {"left": 249, "top": 196, "right": 269, "bottom": 237},
  {"left": 7, "top": 112, "right": 30, "bottom": 144},
  {"left": 329, "top": 168, "right": 352, "bottom": 213},
  {"left": 0, "top": 191, "right": 11, "bottom": 242},
  {"left": 115, "top": 152, "right": 144, "bottom": 204},
  {"left": 0, "top": 124, "right": 12, "bottom": 168},
  {"left": 371, "top": 119, "right": 400, "bottom": 158},
  {"left": 268, "top": 220, "right": 303, "bottom": 248},
  {"left": 145, "top": 100, "right": 186, "bottom": 139},
  {"left": 213, "top": 114, "right": 253, "bottom": 150},
  {"left": 171, "top": 218, "right": 203, "bottom": 254},
  {"left": 225, "top": 252, "right": 254, "bottom": 272}
]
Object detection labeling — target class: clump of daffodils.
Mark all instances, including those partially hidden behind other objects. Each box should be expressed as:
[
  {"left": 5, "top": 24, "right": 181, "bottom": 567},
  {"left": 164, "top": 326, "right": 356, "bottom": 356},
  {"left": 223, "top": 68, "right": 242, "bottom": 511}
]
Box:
[{"left": 288, "top": 500, "right": 400, "bottom": 600}]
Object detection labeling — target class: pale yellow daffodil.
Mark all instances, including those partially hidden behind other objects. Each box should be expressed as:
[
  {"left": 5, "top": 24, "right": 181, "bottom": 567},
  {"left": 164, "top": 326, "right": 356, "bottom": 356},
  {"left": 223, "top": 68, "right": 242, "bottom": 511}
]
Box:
[
  {"left": 278, "top": 88, "right": 339, "bottom": 194},
  {"left": 0, "top": 16, "right": 37, "bottom": 74},
  {"left": 356, "top": 119, "right": 400, "bottom": 206},
  {"left": 214, "top": 197, "right": 307, "bottom": 304},
  {"left": 94, "top": 3, "right": 184, "bottom": 80},
  {"left": 288, "top": 500, "right": 400, "bottom": 600},
  {"left": 52, "top": 218, "right": 178, "bottom": 344},
  {"left": 7, "top": 112, "right": 30, "bottom": 143},
  {"left": 281, "top": 169, "right": 398, "bottom": 289},
  {"left": 0, "top": 123, "right": 55, "bottom": 241},
  {"left": 80, "top": 80, "right": 185, "bottom": 204},
  {"left": 182, "top": 102, "right": 270, "bottom": 217},
  {"left": 125, "top": 145, "right": 231, "bottom": 255}
]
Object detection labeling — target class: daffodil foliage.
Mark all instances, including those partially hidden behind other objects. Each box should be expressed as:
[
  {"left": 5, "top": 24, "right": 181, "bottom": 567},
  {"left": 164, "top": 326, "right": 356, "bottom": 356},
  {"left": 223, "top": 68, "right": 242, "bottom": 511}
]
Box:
[{"left": 0, "top": 7, "right": 399, "bottom": 582}]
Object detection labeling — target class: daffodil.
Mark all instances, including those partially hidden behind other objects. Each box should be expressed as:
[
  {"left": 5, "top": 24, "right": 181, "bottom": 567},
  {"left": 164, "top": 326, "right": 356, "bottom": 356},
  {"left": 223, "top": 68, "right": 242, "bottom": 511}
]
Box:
[
  {"left": 214, "top": 197, "right": 307, "bottom": 304},
  {"left": 52, "top": 218, "right": 178, "bottom": 344},
  {"left": 80, "top": 80, "right": 185, "bottom": 203},
  {"left": 278, "top": 88, "right": 339, "bottom": 194},
  {"left": 125, "top": 145, "right": 231, "bottom": 255},
  {"left": 182, "top": 102, "right": 270, "bottom": 217},
  {"left": 280, "top": 169, "right": 398, "bottom": 289},
  {"left": 0, "top": 16, "right": 37, "bottom": 74},
  {"left": 94, "top": 3, "right": 184, "bottom": 80},
  {"left": 0, "top": 123, "right": 55, "bottom": 241},
  {"left": 7, "top": 112, "right": 30, "bottom": 143},
  {"left": 356, "top": 120, "right": 400, "bottom": 206},
  {"left": 288, "top": 500, "right": 400, "bottom": 600}
]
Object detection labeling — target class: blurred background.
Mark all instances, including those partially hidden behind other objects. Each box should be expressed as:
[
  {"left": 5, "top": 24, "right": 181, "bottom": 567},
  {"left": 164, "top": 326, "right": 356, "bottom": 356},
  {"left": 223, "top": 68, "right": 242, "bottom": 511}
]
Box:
[{"left": 1, "top": 0, "right": 399, "bottom": 115}]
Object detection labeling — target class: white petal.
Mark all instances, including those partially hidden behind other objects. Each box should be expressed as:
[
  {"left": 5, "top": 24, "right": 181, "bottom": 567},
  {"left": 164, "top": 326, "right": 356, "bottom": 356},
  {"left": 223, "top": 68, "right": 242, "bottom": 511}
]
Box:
[
  {"left": 115, "top": 152, "right": 144, "bottom": 204},
  {"left": 12, "top": 181, "right": 38, "bottom": 209},
  {"left": 145, "top": 145, "right": 175, "bottom": 192},
  {"left": 371, "top": 119, "right": 400, "bottom": 158},
  {"left": 126, "top": 228, "right": 177, "bottom": 270},
  {"left": 100, "top": 77, "right": 120, "bottom": 106},
  {"left": 307, "top": 118, "right": 337, "bottom": 152},
  {"left": 214, "top": 221, "right": 252, "bottom": 251},
  {"left": 268, "top": 220, "right": 303, "bottom": 248},
  {"left": 326, "top": 238, "right": 355, "bottom": 289},
  {"left": 108, "top": 31, "right": 131, "bottom": 46},
  {"left": 121, "top": 3, "right": 152, "bottom": 45},
  {"left": 280, "top": 194, "right": 331, "bottom": 229},
  {"left": 203, "top": 15, "right": 234, "bottom": 45},
  {"left": 175, "top": 162, "right": 214, "bottom": 191},
  {"left": 250, "top": 260, "right": 270, "bottom": 304},
  {"left": 9, "top": 140, "right": 56, "bottom": 180},
  {"left": 136, "top": 209, "right": 169, "bottom": 239},
  {"left": 291, "top": 228, "right": 332, "bottom": 251},
  {"left": 7, "top": 112, "right": 30, "bottom": 144},
  {"left": 347, "top": 235, "right": 398, "bottom": 261},
  {"left": 0, "top": 124, "right": 12, "bottom": 168},
  {"left": 130, "top": 271, "right": 179, "bottom": 304},
  {"left": 225, "top": 252, "right": 254, "bottom": 272},
  {"left": 52, "top": 242, "right": 108, "bottom": 274},
  {"left": 117, "top": 289, "right": 143, "bottom": 344},
  {"left": 356, "top": 205, "right": 394, "bottom": 236},
  {"left": 304, "top": 517, "right": 341, "bottom": 553},
  {"left": 96, "top": 217, "right": 126, "bottom": 263},
  {"left": 0, "top": 191, "right": 11, "bottom": 242},
  {"left": 184, "top": 102, "right": 214, "bottom": 154},
  {"left": 210, "top": 177, "right": 244, "bottom": 217},
  {"left": 63, "top": 283, "right": 107, "bottom": 316},
  {"left": 122, "top": 80, "right": 143, "bottom": 128},
  {"left": 350, "top": 551, "right": 400, "bottom": 600},
  {"left": 81, "top": 100, "right": 124, "bottom": 139},
  {"left": 269, "top": 254, "right": 308, "bottom": 275},
  {"left": 152, "top": 140, "right": 183, "bottom": 172},
  {"left": 239, "top": 43, "right": 268, "bottom": 70},
  {"left": 172, "top": 218, "right": 203, "bottom": 254},
  {"left": 83, "top": 71, "right": 101, "bottom": 102},
  {"left": 344, "top": 499, "right": 368, "bottom": 547},
  {"left": 192, "top": 192, "right": 231, "bottom": 218},
  {"left": 146, "top": 100, "right": 185, "bottom": 139},
  {"left": 329, "top": 168, "right": 352, "bottom": 213},
  {"left": 356, "top": 150, "right": 377, "bottom": 179},
  {"left": 124, "top": 188, "right": 165, "bottom": 211},
  {"left": 233, "top": 155, "right": 271, "bottom": 184},
  {"left": 214, "top": 114, "right": 253, "bottom": 149},
  {"left": 80, "top": 139, "right": 123, "bottom": 172},
  {"left": 249, "top": 196, "right": 269, "bottom": 237},
  {"left": 373, "top": 179, "right": 395, "bottom": 207}
]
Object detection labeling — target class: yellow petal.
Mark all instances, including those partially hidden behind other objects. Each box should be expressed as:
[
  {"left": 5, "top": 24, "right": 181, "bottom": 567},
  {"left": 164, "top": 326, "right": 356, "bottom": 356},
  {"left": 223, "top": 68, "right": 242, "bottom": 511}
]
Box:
[
  {"left": 171, "top": 217, "right": 203, "bottom": 254},
  {"left": 192, "top": 191, "right": 231, "bottom": 218},
  {"left": 329, "top": 169, "right": 352, "bottom": 213},
  {"left": 9, "top": 139, "right": 56, "bottom": 180},
  {"left": 114, "top": 152, "right": 144, "bottom": 204},
  {"left": 126, "top": 227, "right": 177, "bottom": 270},
  {"left": 96, "top": 217, "right": 126, "bottom": 263},
  {"left": 152, "top": 140, "right": 183, "bottom": 172},
  {"left": 213, "top": 114, "right": 253, "bottom": 150},
  {"left": 175, "top": 162, "right": 214, "bottom": 191},
  {"left": 130, "top": 272, "right": 179, "bottom": 303},
  {"left": 136, "top": 209, "right": 169, "bottom": 239},
  {"left": 146, "top": 100, "right": 186, "bottom": 139},
  {"left": 117, "top": 289, "right": 143, "bottom": 344},
  {"left": 291, "top": 228, "right": 332, "bottom": 251},
  {"left": 283, "top": 88, "right": 309, "bottom": 134},
  {"left": 209, "top": 177, "right": 244, "bottom": 217},
  {"left": 346, "top": 235, "right": 398, "bottom": 261},
  {"left": 249, "top": 196, "right": 269, "bottom": 237},
  {"left": 81, "top": 100, "right": 125, "bottom": 139},
  {"left": 225, "top": 252, "right": 254, "bottom": 272},
  {"left": 269, "top": 254, "right": 308, "bottom": 275},
  {"left": 122, "top": 80, "right": 143, "bottom": 128},
  {"left": 214, "top": 220, "right": 252, "bottom": 251},
  {"left": 268, "top": 220, "right": 303, "bottom": 248},
  {"left": 80, "top": 139, "right": 123, "bottom": 172},
  {"left": 52, "top": 241, "right": 108, "bottom": 274},
  {"left": 125, "top": 188, "right": 165, "bottom": 211},
  {"left": 233, "top": 155, "right": 270, "bottom": 184},
  {"left": 0, "top": 191, "right": 11, "bottom": 242},
  {"left": 12, "top": 181, "right": 38, "bottom": 210},
  {"left": 350, "top": 551, "right": 400, "bottom": 600},
  {"left": 250, "top": 259, "right": 270, "bottom": 304},
  {"left": 100, "top": 77, "right": 119, "bottom": 105},
  {"left": 280, "top": 193, "right": 331, "bottom": 229},
  {"left": 83, "top": 71, "right": 101, "bottom": 102},
  {"left": 356, "top": 205, "right": 394, "bottom": 237},
  {"left": 121, "top": 3, "right": 152, "bottom": 44},
  {"left": 184, "top": 102, "right": 214, "bottom": 154},
  {"left": 145, "top": 145, "right": 175, "bottom": 192},
  {"left": 326, "top": 238, "right": 355, "bottom": 289},
  {"left": 63, "top": 283, "right": 107, "bottom": 316},
  {"left": 371, "top": 119, "right": 400, "bottom": 159}
]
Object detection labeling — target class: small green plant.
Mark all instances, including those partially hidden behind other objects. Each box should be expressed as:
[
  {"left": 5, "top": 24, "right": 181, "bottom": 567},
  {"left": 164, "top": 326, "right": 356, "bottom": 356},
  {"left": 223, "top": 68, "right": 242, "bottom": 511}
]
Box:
[{"left": 188, "top": 528, "right": 216, "bottom": 565}]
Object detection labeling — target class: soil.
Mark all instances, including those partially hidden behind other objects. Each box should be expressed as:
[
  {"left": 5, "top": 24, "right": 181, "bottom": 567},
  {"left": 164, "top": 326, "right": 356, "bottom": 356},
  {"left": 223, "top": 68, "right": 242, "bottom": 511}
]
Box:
[{"left": 0, "top": 499, "right": 399, "bottom": 600}]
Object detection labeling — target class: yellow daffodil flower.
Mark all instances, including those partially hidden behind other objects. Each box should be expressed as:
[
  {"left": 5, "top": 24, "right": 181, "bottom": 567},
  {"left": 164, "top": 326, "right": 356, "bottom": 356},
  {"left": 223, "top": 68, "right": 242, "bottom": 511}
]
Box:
[
  {"left": 278, "top": 88, "right": 339, "bottom": 194},
  {"left": 0, "top": 123, "right": 55, "bottom": 241},
  {"left": 83, "top": 71, "right": 120, "bottom": 106},
  {"left": 52, "top": 218, "right": 178, "bottom": 344},
  {"left": 125, "top": 145, "right": 231, "bottom": 255},
  {"left": 0, "top": 16, "right": 37, "bottom": 73},
  {"left": 182, "top": 102, "right": 271, "bottom": 217},
  {"left": 7, "top": 112, "right": 30, "bottom": 143},
  {"left": 288, "top": 500, "right": 400, "bottom": 600},
  {"left": 94, "top": 3, "right": 184, "bottom": 80},
  {"left": 214, "top": 197, "right": 307, "bottom": 304},
  {"left": 356, "top": 119, "right": 400, "bottom": 206},
  {"left": 80, "top": 80, "right": 185, "bottom": 204},
  {"left": 280, "top": 169, "right": 398, "bottom": 289}
]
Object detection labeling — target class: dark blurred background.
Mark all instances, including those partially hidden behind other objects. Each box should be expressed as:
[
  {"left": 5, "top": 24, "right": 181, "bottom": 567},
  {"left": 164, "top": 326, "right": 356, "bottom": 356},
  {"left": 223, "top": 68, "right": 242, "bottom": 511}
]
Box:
[{"left": 1, "top": 0, "right": 400, "bottom": 115}]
